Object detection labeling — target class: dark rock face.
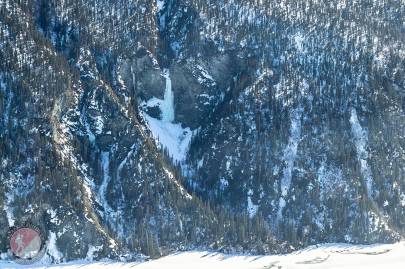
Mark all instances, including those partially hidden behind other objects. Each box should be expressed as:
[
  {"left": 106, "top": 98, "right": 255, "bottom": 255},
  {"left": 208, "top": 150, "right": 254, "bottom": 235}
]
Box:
[
  {"left": 119, "top": 48, "right": 165, "bottom": 101},
  {"left": 0, "top": 0, "right": 404, "bottom": 263}
]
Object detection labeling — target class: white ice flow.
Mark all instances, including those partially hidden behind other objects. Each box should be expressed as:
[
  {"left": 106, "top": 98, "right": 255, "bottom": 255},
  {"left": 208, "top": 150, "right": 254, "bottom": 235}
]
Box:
[
  {"left": 143, "top": 69, "right": 192, "bottom": 163},
  {"left": 1, "top": 241, "right": 404, "bottom": 269},
  {"left": 156, "top": 0, "right": 164, "bottom": 13},
  {"left": 160, "top": 70, "right": 175, "bottom": 123},
  {"left": 350, "top": 108, "right": 374, "bottom": 197}
]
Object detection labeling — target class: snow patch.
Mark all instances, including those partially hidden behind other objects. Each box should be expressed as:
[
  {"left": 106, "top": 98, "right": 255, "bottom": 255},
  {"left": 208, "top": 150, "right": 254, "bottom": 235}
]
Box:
[
  {"left": 145, "top": 97, "right": 162, "bottom": 108},
  {"left": 163, "top": 167, "right": 192, "bottom": 200},
  {"left": 156, "top": 0, "right": 164, "bottom": 12},
  {"left": 86, "top": 245, "right": 102, "bottom": 261},
  {"left": 117, "top": 143, "right": 138, "bottom": 181},
  {"left": 98, "top": 152, "right": 114, "bottom": 222},
  {"left": 293, "top": 32, "right": 305, "bottom": 52},
  {"left": 350, "top": 108, "right": 374, "bottom": 197},
  {"left": 194, "top": 65, "right": 216, "bottom": 87},
  {"left": 219, "top": 178, "right": 229, "bottom": 190},
  {"left": 197, "top": 158, "right": 204, "bottom": 169},
  {"left": 93, "top": 115, "right": 104, "bottom": 135},
  {"left": 47, "top": 209, "right": 62, "bottom": 226},
  {"left": 144, "top": 115, "right": 192, "bottom": 163},
  {"left": 247, "top": 189, "right": 258, "bottom": 218},
  {"left": 277, "top": 107, "right": 302, "bottom": 221},
  {"left": 317, "top": 162, "right": 344, "bottom": 201},
  {"left": 4, "top": 191, "right": 15, "bottom": 227},
  {"left": 400, "top": 193, "right": 405, "bottom": 207},
  {"left": 47, "top": 232, "right": 63, "bottom": 263}
]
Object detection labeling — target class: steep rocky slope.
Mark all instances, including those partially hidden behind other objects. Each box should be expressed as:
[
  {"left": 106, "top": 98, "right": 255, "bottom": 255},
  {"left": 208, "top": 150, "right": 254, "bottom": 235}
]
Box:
[{"left": 0, "top": 0, "right": 404, "bottom": 262}]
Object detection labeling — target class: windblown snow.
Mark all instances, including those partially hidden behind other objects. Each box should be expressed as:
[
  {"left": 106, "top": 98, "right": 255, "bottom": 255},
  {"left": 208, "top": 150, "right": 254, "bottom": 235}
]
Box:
[{"left": 1, "top": 242, "right": 404, "bottom": 269}]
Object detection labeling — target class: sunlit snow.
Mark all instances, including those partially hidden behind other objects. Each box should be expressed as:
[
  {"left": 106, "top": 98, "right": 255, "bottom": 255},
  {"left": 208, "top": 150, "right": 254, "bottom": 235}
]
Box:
[
  {"left": 144, "top": 114, "right": 192, "bottom": 163},
  {"left": 1, "top": 242, "right": 404, "bottom": 269}
]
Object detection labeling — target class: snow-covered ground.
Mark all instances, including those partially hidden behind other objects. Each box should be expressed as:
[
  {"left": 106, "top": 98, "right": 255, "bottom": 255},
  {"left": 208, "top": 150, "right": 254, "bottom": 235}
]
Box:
[
  {"left": 1, "top": 241, "right": 404, "bottom": 269},
  {"left": 144, "top": 113, "right": 192, "bottom": 163}
]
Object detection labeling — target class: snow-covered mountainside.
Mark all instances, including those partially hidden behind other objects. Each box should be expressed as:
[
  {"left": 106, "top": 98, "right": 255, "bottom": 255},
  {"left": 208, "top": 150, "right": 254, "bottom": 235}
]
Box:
[
  {"left": 0, "top": 0, "right": 404, "bottom": 263},
  {"left": 1, "top": 241, "right": 405, "bottom": 269}
]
